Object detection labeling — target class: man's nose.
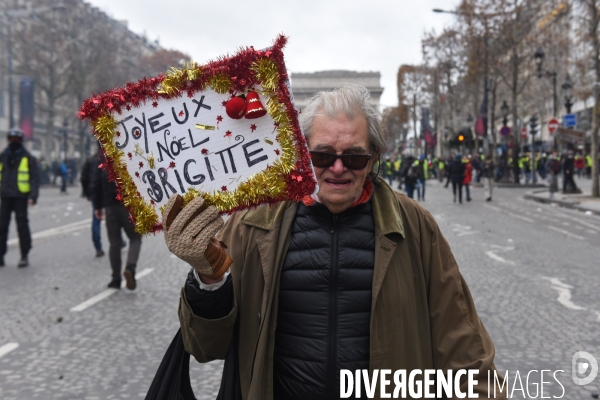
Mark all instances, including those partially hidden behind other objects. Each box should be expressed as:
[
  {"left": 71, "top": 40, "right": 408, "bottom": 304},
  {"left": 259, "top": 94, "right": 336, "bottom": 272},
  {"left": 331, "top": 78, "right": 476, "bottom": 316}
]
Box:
[{"left": 329, "top": 157, "right": 346, "bottom": 174}]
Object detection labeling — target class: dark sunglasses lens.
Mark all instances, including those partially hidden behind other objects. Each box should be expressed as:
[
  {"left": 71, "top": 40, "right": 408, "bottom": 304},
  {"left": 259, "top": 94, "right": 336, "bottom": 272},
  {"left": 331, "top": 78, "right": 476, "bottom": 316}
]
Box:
[
  {"left": 310, "top": 152, "right": 336, "bottom": 168},
  {"left": 343, "top": 155, "right": 370, "bottom": 170}
]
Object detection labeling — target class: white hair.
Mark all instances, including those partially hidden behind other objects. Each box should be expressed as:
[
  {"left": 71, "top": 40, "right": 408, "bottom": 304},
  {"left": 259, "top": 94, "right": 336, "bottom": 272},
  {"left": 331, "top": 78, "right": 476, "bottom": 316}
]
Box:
[{"left": 300, "top": 84, "right": 387, "bottom": 173}]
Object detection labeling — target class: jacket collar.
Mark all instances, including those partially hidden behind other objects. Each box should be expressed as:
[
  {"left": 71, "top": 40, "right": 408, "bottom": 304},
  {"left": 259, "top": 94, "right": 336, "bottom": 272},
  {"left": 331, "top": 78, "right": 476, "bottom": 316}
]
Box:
[{"left": 242, "top": 177, "right": 405, "bottom": 238}]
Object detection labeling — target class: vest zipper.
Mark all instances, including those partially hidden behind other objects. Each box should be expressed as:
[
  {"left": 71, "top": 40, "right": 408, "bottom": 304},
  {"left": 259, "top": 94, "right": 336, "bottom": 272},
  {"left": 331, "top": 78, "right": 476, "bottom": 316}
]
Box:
[{"left": 327, "top": 214, "right": 339, "bottom": 398}]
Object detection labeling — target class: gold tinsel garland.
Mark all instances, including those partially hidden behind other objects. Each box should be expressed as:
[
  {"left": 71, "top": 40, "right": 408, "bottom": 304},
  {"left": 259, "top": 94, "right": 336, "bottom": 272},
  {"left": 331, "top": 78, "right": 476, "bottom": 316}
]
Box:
[{"left": 92, "top": 56, "right": 298, "bottom": 234}]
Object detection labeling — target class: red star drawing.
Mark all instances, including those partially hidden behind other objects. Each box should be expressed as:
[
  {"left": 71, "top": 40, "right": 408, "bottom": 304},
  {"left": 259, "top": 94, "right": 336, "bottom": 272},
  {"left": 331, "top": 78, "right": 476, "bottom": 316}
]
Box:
[
  {"left": 139, "top": 161, "right": 144, "bottom": 169},
  {"left": 128, "top": 152, "right": 133, "bottom": 160},
  {"left": 115, "top": 131, "right": 121, "bottom": 137},
  {"left": 169, "top": 161, "right": 176, "bottom": 169},
  {"left": 201, "top": 148, "right": 208, "bottom": 155},
  {"left": 296, "top": 175, "right": 303, "bottom": 182},
  {"left": 221, "top": 100, "right": 227, "bottom": 107},
  {"left": 216, "top": 115, "right": 223, "bottom": 123},
  {"left": 221, "top": 186, "right": 228, "bottom": 191},
  {"left": 224, "top": 130, "right": 232, "bottom": 138},
  {"left": 134, "top": 171, "right": 140, "bottom": 178},
  {"left": 150, "top": 200, "right": 155, "bottom": 205},
  {"left": 126, "top": 105, "right": 131, "bottom": 111},
  {"left": 250, "top": 124, "right": 257, "bottom": 132},
  {"left": 178, "top": 110, "right": 184, "bottom": 117},
  {"left": 274, "top": 149, "right": 280, "bottom": 155},
  {"left": 152, "top": 101, "right": 158, "bottom": 108}
]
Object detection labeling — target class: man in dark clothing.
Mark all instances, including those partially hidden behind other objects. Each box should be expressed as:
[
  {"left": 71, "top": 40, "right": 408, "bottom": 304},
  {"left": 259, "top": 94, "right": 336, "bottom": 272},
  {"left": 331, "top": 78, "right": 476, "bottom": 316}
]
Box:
[
  {"left": 447, "top": 154, "right": 466, "bottom": 204},
  {"left": 0, "top": 128, "right": 39, "bottom": 267},
  {"left": 81, "top": 150, "right": 104, "bottom": 258},
  {"left": 562, "top": 152, "right": 578, "bottom": 193},
  {"left": 92, "top": 154, "right": 142, "bottom": 289}
]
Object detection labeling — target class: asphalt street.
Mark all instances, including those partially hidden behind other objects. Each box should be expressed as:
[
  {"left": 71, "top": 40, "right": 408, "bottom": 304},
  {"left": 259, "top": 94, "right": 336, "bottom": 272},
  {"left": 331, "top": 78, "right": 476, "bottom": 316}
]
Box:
[{"left": 0, "top": 179, "right": 599, "bottom": 399}]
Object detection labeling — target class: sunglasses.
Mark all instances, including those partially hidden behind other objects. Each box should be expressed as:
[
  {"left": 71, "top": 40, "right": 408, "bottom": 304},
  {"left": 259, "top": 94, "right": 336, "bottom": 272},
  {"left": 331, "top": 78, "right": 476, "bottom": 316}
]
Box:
[{"left": 309, "top": 151, "right": 373, "bottom": 170}]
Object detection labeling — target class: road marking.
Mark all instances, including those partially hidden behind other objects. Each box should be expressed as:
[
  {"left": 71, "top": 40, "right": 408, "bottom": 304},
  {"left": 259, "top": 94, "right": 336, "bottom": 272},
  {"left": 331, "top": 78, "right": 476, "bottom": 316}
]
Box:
[
  {"left": 483, "top": 204, "right": 502, "bottom": 212},
  {"left": 484, "top": 204, "right": 534, "bottom": 223},
  {"left": 0, "top": 342, "right": 19, "bottom": 359},
  {"left": 542, "top": 277, "right": 586, "bottom": 311},
  {"left": 485, "top": 251, "right": 516, "bottom": 265},
  {"left": 452, "top": 223, "right": 476, "bottom": 236},
  {"left": 8, "top": 219, "right": 91, "bottom": 246},
  {"left": 548, "top": 226, "right": 585, "bottom": 240},
  {"left": 70, "top": 268, "right": 155, "bottom": 312}
]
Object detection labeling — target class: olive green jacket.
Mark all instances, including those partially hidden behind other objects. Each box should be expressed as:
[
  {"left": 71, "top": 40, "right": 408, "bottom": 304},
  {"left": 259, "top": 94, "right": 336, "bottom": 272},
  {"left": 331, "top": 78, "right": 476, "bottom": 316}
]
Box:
[{"left": 179, "top": 178, "right": 505, "bottom": 399}]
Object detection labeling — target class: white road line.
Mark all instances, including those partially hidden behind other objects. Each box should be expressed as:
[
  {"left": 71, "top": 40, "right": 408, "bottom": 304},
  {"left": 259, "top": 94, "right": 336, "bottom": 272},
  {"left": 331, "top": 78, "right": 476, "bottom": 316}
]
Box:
[
  {"left": 485, "top": 251, "right": 516, "bottom": 265},
  {"left": 70, "top": 268, "right": 155, "bottom": 312},
  {"left": 483, "top": 204, "right": 502, "bottom": 212},
  {"left": 8, "top": 219, "right": 91, "bottom": 246},
  {"left": 542, "top": 277, "right": 586, "bottom": 311},
  {"left": 70, "top": 289, "right": 119, "bottom": 312},
  {"left": 0, "top": 342, "right": 19, "bottom": 358},
  {"left": 548, "top": 226, "right": 585, "bottom": 240},
  {"left": 484, "top": 204, "right": 534, "bottom": 223}
]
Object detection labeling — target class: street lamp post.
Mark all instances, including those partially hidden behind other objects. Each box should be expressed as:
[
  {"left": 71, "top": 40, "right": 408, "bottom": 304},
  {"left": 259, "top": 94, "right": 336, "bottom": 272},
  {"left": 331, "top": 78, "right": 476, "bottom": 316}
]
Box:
[
  {"left": 562, "top": 74, "right": 574, "bottom": 114},
  {"left": 1, "top": 5, "right": 66, "bottom": 131},
  {"left": 62, "top": 119, "right": 68, "bottom": 161},
  {"left": 533, "top": 47, "right": 558, "bottom": 152}
]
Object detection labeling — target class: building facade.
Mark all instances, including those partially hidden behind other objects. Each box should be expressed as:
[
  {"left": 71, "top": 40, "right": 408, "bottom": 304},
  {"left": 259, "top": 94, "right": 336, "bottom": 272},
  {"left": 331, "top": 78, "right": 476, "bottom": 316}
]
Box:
[{"left": 290, "top": 70, "right": 384, "bottom": 110}]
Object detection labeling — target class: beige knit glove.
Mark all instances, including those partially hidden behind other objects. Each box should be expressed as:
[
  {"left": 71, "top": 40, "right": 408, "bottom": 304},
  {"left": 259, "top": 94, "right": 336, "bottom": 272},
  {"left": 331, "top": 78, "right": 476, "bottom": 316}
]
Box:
[{"left": 162, "top": 195, "right": 232, "bottom": 279}]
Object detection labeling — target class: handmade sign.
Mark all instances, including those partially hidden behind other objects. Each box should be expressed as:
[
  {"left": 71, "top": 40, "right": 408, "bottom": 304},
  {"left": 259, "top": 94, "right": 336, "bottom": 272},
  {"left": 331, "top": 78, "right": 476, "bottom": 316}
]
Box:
[{"left": 79, "top": 35, "right": 316, "bottom": 234}]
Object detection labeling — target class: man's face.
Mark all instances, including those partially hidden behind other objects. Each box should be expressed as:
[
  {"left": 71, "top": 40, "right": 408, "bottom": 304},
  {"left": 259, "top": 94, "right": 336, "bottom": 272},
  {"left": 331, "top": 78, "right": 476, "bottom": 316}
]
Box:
[{"left": 308, "top": 112, "right": 377, "bottom": 214}]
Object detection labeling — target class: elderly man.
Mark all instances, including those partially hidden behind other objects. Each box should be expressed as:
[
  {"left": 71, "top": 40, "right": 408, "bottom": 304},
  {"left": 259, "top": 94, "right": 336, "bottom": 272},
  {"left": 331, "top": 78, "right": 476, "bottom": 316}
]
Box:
[{"left": 164, "top": 85, "right": 505, "bottom": 399}]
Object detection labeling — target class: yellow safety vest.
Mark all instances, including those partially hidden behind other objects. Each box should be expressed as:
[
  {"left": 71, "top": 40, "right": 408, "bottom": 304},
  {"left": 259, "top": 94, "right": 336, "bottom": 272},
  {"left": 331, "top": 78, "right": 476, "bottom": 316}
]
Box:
[{"left": 0, "top": 157, "right": 31, "bottom": 193}]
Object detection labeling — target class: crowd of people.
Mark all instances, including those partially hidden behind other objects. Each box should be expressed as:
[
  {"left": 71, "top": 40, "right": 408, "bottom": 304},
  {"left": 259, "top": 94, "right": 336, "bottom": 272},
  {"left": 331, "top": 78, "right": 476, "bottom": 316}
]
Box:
[{"left": 382, "top": 149, "right": 598, "bottom": 203}]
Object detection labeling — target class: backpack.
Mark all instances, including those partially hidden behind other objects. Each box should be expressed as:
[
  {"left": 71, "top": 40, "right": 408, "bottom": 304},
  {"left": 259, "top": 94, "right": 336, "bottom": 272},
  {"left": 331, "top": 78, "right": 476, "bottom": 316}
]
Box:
[{"left": 407, "top": 164, "right": 419, "bottom": 179}]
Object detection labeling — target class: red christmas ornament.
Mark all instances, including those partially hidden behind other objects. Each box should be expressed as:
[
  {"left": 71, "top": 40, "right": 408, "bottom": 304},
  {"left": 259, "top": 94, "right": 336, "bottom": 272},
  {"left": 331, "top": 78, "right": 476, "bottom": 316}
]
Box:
[
  {"left": 225, "top": 96, "right": 246, "bottom": 119},
  {"left": 245, "top": 91, "right": 267, "bottom": 119}
]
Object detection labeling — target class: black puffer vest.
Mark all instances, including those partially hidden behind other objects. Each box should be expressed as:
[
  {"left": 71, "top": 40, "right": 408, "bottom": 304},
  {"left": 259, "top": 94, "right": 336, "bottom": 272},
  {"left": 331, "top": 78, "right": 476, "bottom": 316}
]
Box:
[{"left": 273, "top": 200, "right": 375, "bottom": 400}]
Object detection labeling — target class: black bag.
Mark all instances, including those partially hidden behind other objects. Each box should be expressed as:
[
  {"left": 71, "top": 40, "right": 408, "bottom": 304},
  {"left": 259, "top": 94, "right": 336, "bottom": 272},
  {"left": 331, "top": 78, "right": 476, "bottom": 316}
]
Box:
[{"left": 146, "top": 328, "right": 241, "bottom": 400}]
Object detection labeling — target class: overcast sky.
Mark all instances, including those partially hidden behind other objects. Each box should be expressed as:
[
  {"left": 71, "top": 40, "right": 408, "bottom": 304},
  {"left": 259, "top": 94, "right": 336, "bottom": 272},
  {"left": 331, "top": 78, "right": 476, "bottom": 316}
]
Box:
[{"left": 85, "top": 0, "right": 460, "bottom": 109}]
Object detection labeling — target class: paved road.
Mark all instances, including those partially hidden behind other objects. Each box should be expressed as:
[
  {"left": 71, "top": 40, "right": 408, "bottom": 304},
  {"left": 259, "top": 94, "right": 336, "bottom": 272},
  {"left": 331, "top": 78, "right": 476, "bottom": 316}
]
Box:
[{"left": 0, "top": 181, "right": 598, "bottom": 399}]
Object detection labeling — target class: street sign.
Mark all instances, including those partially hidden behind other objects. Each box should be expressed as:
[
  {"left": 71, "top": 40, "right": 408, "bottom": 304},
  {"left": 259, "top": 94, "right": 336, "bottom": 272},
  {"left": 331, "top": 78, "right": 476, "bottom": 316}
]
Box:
[
  {"left": 548, "top": 117, "right": 559, "bottom": 135},
  {"left": 563, "top": 114, "right": 577, "bottom": 127},
  {"left": 556, "top": 127, "right": 586, "bottom": 143},
  {"left": 521, "top": 127, "right": 527, "bottom": 140},
  {"left": 500, "top": 126, "right": 511, "bottom": 137}
]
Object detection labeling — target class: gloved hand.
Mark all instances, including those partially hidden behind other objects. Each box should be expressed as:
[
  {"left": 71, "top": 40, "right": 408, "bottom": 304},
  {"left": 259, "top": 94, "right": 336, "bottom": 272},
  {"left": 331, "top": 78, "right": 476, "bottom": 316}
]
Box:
[{"left": 163, "top": 195, "right": 232, "bottom": 279}]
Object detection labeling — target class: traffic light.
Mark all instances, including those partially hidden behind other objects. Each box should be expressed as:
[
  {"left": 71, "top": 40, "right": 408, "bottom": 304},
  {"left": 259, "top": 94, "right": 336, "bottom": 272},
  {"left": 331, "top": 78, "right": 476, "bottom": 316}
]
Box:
[
  {"left": 529, "top": 115, "right": 538, "bottom": 136},
  {"left": 457, "top": 134, "right": 465, "bottom": 142}
]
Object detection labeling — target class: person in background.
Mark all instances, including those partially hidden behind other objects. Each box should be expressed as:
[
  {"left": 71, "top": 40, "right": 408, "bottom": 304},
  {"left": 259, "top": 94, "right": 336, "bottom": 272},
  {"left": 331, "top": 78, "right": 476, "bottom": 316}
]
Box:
[
  {"left": 0, "top": 128, "right": 39, "bottom": 267},
  {"left": 546, "top": 152, "right": 561, "bottom": 198},
  {"left": 92, "top": 153, "right": 142, "bottom": 289},
  {"left": 402, "top": 155, "right": 417, "bottom": 199},
  {"left": 415, "top": 154, "right": 428, "bottom": 201},
  {"left": 482, "top": 158, "right": 495, "bottom": 202},
  {"left": 59, "top": 160, "right": 69, "bottom": 195},
  {"left": 463, "top": 155, "right": 473, "bottom": 202},
  {"left": 81, "top": 147, "right": 104, "bottom": 258},
  {"left": 448, "top": 153, "right": 466, "bottom": 204},
  {"left": 383, "top": 157, "right": 395, "bottom": 186}
]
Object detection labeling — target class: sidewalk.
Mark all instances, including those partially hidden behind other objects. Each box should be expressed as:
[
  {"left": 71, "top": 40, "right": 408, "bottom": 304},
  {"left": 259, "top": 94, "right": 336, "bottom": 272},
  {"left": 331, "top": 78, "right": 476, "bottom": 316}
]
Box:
[{"left": 522, "top": 175, "right": 600, "bottom": 215}]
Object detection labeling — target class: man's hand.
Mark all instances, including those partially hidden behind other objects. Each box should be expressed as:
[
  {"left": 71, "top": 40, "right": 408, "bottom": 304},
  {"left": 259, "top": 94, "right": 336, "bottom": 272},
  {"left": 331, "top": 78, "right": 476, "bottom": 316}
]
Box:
[
  {"left": 163, "top": 195, "right": 232, "bottom": 280},
  {"left": 94, "top": 209, "right": 104, "bottom": 220},
  {"left": 28, "top": 199, "right": 35, "bottom": 206}
]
